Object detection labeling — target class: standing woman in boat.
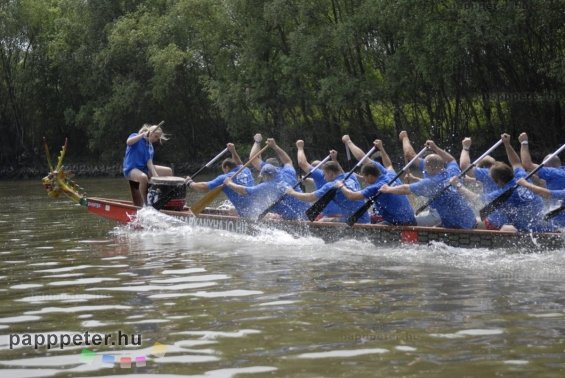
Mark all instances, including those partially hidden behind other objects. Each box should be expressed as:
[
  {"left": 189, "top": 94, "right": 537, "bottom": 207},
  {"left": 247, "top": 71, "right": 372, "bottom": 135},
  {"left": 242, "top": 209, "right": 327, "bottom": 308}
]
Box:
[{"left": 122, "top": 123, "right": 172, "bottom": 204}]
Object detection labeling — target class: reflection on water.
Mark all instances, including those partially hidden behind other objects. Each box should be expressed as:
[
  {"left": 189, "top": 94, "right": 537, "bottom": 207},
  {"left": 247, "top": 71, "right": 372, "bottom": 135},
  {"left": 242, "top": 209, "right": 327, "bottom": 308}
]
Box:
[{"left": 0, "top": 179, "right": 564, "bottom": 377}]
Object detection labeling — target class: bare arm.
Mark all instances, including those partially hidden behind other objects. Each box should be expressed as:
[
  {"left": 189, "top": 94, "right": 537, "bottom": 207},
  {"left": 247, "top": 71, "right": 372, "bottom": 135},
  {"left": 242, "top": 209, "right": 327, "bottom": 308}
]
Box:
[
  {"left": 342, "top": 135, "right": 368, "bottom": 163},
  {"left": 502, "top": 133, "right": 521, "bottom": 169},
  {"left": 516, "top": 178, "right": 551, "bottom": 199},
  {"left": 459, "top": 137, "right": 476, "bottom": 177},
  {"left": 450, "top": 176, "right": 480, "bottom": 205},
  {"left": 267, "top": 138, "right": 292, "bottom": 166},
  {"left": 249, "top": 133, "right": 264, "bottom": 171},
  {"left": 329, "top": 149, "right": 344, "bottom": 172},
  {"left": 400, "top": 130, "right": 424, "bottom": 167},
  {"left": 337, "top": 181, "right": 365, "bottom": 201},
  {"left": 374, "top": 139, "right": 394, "bottom": 171},
  {"left": 223, "top": 178, "right": 248, "bottom": 195},
  {"left": 518, "top": 132, "right": 537, "bottom": 171},
  {"left": 127, "top": 131, "right": 148, "bottom": 145},
  {"left": 186, "top": 180, "right": 211, "bottom": 193},
  {"left": 426, "top": 140, "right": 455, "bottom": 163},
  {"left": 227, "top": 143, "right": 242, "bottom": 165},
  {"left": 286, "top": 187, "right": 317, "bottom": 202},
  {"left": 379, "top": 183, "right": 411, "bottom": 195},
  {"left": 296, "top": 140, "right": 312, "bottom": 173}
]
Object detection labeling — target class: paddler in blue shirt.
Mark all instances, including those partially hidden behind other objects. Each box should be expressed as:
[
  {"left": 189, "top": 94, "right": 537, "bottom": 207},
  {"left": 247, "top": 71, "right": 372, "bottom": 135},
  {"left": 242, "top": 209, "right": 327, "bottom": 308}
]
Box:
[
  {"left": 186, "top": 143, "right": 255, "bottom": 217},
  {"left": 450, "top": 134, "right": 554, "bottom": 232},
  {"left": 286, "top": 161, "right": 370, "bottom": 223},
  {"left": 224, "top": 138, "right": 309, "bottom": 220},
  {"left": 380, "top": 140, "right": 477, "bottom": 229},
  {"left": 519, "top": 132, "right": 565, "bottom": 227},
  {"left": 296, "top": 140, "right": 359, "bottom": 220},
  {"left": 459, "top": 136, "right": 507, "bottom": 229}
]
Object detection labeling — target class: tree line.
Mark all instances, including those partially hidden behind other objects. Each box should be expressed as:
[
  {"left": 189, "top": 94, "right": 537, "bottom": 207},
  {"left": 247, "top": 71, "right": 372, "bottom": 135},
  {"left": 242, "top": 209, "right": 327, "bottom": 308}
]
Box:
[{"left": 1, "top": 0, "right": 563, "bottom": 175}]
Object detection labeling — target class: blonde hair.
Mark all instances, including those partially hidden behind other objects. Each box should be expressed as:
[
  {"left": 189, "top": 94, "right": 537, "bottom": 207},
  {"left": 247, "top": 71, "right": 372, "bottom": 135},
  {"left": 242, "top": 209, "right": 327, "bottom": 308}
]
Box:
[{"left": 138, "top": 123, "right": 170, "bottom": 144}]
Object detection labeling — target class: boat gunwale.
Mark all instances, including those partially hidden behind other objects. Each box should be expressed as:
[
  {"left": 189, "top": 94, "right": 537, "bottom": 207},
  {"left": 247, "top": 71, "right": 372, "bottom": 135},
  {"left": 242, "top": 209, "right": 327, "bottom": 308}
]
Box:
[{"left": 87, "top": 196, "right": 563, "bottom": 239}]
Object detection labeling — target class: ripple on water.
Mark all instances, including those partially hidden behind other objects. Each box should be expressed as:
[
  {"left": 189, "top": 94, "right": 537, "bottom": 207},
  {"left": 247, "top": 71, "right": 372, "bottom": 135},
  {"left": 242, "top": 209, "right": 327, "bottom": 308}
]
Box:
[{"left": 294, "top": 348, "right": 389, "bottom": 359}]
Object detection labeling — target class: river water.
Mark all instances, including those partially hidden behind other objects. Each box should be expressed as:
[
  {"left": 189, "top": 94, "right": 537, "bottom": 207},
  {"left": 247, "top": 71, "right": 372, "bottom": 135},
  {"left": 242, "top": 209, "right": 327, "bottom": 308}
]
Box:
[{"left": 0, "top": 178, "right": 564, "bottom": 377}]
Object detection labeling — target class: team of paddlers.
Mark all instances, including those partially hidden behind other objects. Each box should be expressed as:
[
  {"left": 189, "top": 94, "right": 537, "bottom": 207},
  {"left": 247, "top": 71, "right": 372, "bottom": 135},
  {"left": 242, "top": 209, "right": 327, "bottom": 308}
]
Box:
[{"left": 123, "top": 123, "right": 564, "bottom": 233}]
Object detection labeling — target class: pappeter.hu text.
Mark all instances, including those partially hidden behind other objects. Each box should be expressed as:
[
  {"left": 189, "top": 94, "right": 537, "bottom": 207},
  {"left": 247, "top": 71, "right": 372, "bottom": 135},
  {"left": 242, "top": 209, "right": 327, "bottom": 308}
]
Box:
[{"left": 9, "top": 331, "right": 141, "bottom": 349}]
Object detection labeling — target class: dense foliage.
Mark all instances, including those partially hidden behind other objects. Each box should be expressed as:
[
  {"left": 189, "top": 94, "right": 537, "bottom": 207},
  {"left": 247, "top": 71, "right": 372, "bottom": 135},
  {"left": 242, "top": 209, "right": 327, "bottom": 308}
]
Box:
[{"left": 1, "top": 0, "right": 563, "bottom": 171}]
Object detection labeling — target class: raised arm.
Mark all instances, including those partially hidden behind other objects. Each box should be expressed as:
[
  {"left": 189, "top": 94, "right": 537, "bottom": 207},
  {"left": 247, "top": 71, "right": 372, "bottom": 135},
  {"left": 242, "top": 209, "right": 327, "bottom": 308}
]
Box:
[
  {"left": 267, "top": 138, "right": 292, "bottom": 166},
  {"left": 329, "top": 149, "right": 344, "bottom": 172},
  {"left": 249, "top": 133, "right": 264, "bottom": 171},
  {"left": 399, "top": 130, "right": 424, "bottom": 167},
  {"left": 342, "top": 135, "right": 369, "bottom": 163},
  {"left": 502, "top": 133, "right": 521, "bottom": 169},
  {"left": 127, "top": 130, "right": 149, "bottom": 145},
  {"left": 426, "top": 140, "right": 455, "bottom": 163},
  {"left": 227, "top": 143, "right": 242, "bottom": 165},
  {"left": 296, "top": 139, "right": 312, "bottom": 173},
  {"left": 459, "top": 137, "right": 476, "bottom": 177},
  {"left": 373, "top": 139, "right": 394, "bottom": 171},
  {"left": 518, "top": 132, "right": 537, "bottom": 171}
]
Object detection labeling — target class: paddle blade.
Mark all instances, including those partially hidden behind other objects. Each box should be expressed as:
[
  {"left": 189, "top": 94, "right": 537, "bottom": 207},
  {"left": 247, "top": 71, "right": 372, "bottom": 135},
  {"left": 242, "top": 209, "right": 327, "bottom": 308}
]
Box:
[
  {"left": 191, "top": 185, "right": 224, "bottom": 215},
  {"left": 346, "top": 200, "right": 372, "bottom": 226},
  {"left": 479, "top": 188, "right": 513, "bottom": 220},
  {"left": 306, "top": 187, "right": 337, "bottom": 221},
  {"left": 544, "top": 204, "right": 565, "bottom": 221}
]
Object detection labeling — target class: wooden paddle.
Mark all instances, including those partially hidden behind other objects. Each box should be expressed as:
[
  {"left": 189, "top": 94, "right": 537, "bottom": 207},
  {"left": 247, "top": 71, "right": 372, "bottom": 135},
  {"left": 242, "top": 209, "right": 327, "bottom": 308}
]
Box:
[
  {"left": 191, "top": 145, "right": 269, "bottom": 216},
  {"left": 152, "top": 147, "right": 229, "bottom": 210},
  {"left": 414, "top": 139, "right": 503, "bottom": 215},
  {"left": 305, "top": 146, "right": 376, "bottom": 221},
  {"left": 256, "top": 155, "right": 331, "bottom": 220},
  {"left": 346, "top": 146, "right": 428, "bottom": 226},
  {"left": 479, "top": 143, "right": 565, "bottom": 220}
]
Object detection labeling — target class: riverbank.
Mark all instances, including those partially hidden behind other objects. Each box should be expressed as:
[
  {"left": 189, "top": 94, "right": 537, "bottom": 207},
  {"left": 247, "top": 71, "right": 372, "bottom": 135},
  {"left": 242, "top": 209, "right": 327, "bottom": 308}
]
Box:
[{"left": 0, "top": 162, "right": 203, "bottom": 179}]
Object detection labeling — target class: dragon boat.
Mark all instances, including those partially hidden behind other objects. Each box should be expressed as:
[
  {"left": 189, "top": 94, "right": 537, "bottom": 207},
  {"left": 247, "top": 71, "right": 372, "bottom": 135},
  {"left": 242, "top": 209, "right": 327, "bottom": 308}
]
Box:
[{"left": 42, "top": 140, "right": 564, "bottom": 251}]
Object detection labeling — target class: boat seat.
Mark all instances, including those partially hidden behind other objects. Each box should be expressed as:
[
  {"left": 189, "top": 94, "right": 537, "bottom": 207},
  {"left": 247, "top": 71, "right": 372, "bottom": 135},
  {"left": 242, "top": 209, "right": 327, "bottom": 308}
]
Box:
[{"left": 128, "top": 181, "right": 145, "bottom": 207}]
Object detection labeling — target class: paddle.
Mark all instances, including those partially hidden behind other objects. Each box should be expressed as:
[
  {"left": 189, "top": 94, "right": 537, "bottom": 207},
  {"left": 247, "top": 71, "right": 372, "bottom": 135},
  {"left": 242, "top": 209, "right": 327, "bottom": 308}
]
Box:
[
  {"left": 305, "top": 146, "right": 376, "bottom": 221},
  {"left": 257, "top": 154, "right": 331, "bottom": 220},
  {"left": 152, "top": 147, "right": 229, "bottom": 210},
  {"left": 479, "top": 143, "right": 565, "bottom": 220},
  {"left": 346, "top": 146, "right": 428, "bottom": 226},
  {"left": 191, "top": 145, "right": 269, "bottom": 216},
  {"left": 544, "top": 204, "right": 565, "bottom": 221},
  {"left": 414, "top": 139, "right": 504, "bottom": 215}
]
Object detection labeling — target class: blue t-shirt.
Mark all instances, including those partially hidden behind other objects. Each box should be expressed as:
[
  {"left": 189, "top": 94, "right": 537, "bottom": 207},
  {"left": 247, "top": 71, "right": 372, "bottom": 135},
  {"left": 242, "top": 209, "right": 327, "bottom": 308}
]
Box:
[
  {"left": 483, "top": 168, "right": 553, "bottom": 232},
  {"left": 409, "top": 161, "right": 476, "bottom": 229},
  {"left": 207, "top": 167, "right": 255, "bottom": 217},
  {"left": 246, "top": 178, "right": 309, "bottom": 220},
  {"left": 551, "top": 189, "right": 565, "bottom": 200},
  {"left": 361, "top": 171, "right": 415, "bottom": 225},
  {"left": 538, "top": 166, "right": 565, "bottom": 226},
  {"left": 313, "top": 174, "right": 370, "bottom": 223},
  {"left": 475, "top": 167, "right": 498, "bottom": 194},
  {"left": 309, "top": 168, "right": 342, "bottom": 216},
  {"left": 123, "top": 133, "right": 154, "bottom": 177}
]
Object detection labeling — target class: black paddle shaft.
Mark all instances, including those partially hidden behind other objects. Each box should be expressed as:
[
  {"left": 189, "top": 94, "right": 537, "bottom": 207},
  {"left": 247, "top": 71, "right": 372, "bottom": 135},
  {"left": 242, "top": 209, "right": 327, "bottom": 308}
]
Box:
[
  {"left": 544, "top": 204, "right": 565, "bottom": 221},
  {"left": 347, "top": 146, "right": 428, "bottom": 226},
  {"left": 257, "top": 155, "right": 331, "bottom": 220},
  {"left": 305, "top": 146, "right": 377, "bottom": 221},
  {"left": 479, "top": 143, "right": 565, "bottom": 220}
]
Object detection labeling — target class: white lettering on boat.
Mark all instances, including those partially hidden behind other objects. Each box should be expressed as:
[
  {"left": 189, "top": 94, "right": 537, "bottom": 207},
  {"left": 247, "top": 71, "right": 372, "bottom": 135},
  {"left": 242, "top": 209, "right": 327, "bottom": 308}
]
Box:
[{"left": 181, "top": 216, "right": 247, "bottom": 233}]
